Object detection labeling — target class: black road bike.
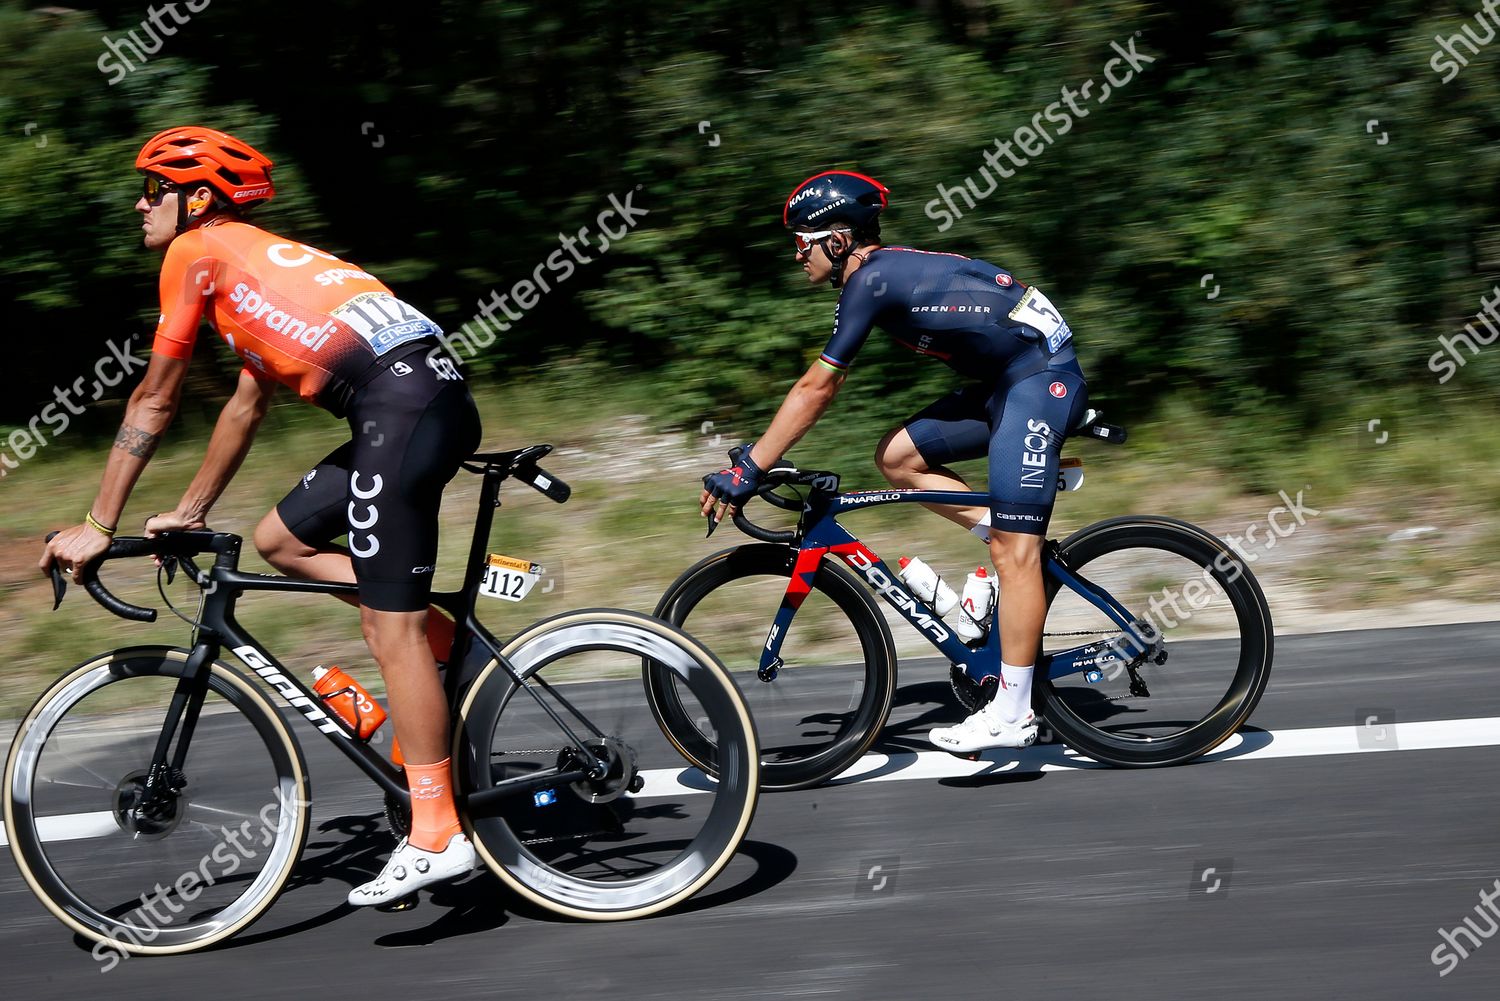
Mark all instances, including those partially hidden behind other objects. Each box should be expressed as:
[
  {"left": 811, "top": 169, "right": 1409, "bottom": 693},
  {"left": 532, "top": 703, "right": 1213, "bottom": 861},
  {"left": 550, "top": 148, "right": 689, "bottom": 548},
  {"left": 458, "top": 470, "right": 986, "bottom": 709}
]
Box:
[
  {"left": 651, "top": 414, "right": 1274, "bottom": 790},
  {"left": 4, "top": 445, "right": 758, "bottom": 957}
]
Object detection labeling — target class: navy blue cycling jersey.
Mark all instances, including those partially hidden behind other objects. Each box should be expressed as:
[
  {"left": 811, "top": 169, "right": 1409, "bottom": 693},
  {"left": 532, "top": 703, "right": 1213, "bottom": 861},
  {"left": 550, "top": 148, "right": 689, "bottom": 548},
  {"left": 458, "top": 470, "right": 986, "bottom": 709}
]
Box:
[{"left": 818, "top": 247, "right": 1074, "bottom": 379}]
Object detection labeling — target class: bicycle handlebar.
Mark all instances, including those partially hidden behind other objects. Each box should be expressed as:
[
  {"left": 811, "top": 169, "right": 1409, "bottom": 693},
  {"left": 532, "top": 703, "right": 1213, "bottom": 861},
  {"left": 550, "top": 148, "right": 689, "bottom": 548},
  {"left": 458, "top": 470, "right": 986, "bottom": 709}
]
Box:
[
  {"left": 45, "top": 530, "right": 228, "bottom": 623},
  {"left": 705, "top": 445, "right": 826, "bottom": 544},
  {"left": 731, "top": 499, "right": 799, "bottom": 544}
]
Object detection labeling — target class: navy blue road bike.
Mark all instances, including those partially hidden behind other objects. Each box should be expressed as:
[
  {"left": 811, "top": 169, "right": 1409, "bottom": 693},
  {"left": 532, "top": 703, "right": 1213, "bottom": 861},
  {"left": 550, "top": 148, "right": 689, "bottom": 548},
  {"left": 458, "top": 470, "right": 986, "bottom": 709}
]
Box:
[{"left": 650, "top": 413, "right": 1274, "bottom": 790}]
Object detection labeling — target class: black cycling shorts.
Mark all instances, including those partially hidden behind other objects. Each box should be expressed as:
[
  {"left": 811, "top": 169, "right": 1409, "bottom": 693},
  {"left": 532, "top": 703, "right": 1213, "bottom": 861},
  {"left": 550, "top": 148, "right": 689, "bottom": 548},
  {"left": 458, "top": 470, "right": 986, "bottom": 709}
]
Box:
[
  {"left": 904, "top": 350, "right": 1087, "bottom": 536},
  {"left": 275, "top": 348, "right": 482, "bottom": 611}
]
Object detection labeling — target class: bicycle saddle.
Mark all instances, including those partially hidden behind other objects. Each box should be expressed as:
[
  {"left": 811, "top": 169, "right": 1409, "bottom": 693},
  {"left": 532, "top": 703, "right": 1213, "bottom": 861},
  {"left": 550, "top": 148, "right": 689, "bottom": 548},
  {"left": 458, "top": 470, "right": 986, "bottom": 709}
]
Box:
[{"left": 468, "top": 443, "right": 553, "bottom": 469}]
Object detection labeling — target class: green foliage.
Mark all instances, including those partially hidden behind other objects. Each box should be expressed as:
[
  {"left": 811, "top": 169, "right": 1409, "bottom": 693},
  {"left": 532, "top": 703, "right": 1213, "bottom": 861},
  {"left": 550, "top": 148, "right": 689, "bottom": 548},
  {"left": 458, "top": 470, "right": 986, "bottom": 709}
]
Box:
[{"left": 2, "top": 0, "right": 1498, "bottom": 482}]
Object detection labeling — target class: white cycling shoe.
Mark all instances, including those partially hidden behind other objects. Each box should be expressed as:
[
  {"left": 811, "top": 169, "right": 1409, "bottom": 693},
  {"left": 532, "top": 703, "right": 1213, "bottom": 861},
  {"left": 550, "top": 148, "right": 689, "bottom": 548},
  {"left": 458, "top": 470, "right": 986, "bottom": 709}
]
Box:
[
  {"left": 348, "top": 833, "right": 481, "bottom": 907},
  {"left": 929, "top": 707, "right": 1038, "bottom": 754}
]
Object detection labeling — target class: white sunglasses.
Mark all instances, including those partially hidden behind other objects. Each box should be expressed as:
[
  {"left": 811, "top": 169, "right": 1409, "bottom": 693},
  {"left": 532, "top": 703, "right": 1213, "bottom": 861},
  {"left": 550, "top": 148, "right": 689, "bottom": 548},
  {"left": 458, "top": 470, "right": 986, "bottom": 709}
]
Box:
[{"left": 792, "top": 230, "right": 835, "bottom": 254}]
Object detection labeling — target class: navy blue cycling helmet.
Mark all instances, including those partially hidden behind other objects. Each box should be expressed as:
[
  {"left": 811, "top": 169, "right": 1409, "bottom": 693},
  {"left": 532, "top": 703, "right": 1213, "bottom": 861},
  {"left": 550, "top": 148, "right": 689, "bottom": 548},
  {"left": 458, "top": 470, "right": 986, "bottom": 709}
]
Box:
[
  {"left": 783, "top": 170, "right": 889, "bottom": 234},
  {"left": 783, "top": 170, "right": 890, "bottom": 287}
]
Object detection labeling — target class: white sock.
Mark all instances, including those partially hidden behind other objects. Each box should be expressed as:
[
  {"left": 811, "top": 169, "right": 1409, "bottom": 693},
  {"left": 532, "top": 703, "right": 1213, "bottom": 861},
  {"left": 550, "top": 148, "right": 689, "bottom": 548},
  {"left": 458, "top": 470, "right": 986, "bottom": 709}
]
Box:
[
  {"left": 989, "top": 662, "right": 1034, "bottom": 723},
  {"left": 970, "top": 512, "right": 992, "bottom": 544}
]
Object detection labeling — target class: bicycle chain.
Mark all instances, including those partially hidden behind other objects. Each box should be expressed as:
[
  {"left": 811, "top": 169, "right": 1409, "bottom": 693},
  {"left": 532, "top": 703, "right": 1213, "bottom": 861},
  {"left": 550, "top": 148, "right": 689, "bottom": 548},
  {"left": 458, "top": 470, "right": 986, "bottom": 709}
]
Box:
[{"left": 520, "top": 831, "right": 609, "bottom": 846}]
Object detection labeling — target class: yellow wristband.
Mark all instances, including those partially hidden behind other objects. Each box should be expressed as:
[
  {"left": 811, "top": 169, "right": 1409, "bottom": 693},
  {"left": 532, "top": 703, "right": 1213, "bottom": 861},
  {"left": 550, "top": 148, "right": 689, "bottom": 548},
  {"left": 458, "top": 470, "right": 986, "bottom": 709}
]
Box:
[{"left": 85, "top": 512, "right": 116, "bottom": 538}]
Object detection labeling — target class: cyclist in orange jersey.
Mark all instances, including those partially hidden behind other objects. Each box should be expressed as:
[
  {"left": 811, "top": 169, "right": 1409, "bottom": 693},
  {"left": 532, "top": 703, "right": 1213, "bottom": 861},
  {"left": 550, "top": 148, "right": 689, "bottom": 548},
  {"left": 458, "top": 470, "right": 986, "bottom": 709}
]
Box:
[{"left": 39, "top": 127, "right": 483, "bottom": 905}]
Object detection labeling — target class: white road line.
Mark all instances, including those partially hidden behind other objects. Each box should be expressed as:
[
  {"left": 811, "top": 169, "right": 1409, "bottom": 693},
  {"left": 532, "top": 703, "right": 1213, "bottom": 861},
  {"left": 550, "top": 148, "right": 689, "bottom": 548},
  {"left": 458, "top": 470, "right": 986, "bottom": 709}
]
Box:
[
  {"left": 0, "top": 811, "right": 118, "bottom": 848},
  {"left": 636, "top": 715, "right": 1500, "bottom": 796},
  {"left": 5, "top": 716, "right": 1498, "bottom": 845}
]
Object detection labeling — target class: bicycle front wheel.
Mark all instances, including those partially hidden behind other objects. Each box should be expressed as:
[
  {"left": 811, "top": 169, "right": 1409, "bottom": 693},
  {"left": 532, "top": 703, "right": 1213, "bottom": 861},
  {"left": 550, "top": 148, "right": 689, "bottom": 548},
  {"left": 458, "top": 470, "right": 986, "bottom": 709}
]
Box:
[
  {"left": 1037, "top": 516, "right": 1275, "bottom": 766},
  {"left": 3, "top": 646, "right": 310, "bottom": 958},
  {"left": 648, "top": 544, "right": 897, "bottom": 791},
  {"left": 456, "top": 610, "right": 758, "bottom": 920}
]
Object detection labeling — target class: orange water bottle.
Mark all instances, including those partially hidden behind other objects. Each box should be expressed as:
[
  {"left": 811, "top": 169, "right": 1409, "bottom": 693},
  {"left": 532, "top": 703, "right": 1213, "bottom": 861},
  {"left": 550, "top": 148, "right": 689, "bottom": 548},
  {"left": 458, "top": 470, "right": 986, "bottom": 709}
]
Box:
[{"left": 312, "top": 666, "right": 388, "bottom": 740}]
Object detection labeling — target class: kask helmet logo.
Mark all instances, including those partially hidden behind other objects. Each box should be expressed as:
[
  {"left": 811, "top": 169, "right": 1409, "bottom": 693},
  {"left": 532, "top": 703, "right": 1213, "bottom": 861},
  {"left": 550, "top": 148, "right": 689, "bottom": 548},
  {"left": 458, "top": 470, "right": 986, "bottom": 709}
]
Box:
[{"left": 782, "top": 170, "right": 890, "bottom": 233}]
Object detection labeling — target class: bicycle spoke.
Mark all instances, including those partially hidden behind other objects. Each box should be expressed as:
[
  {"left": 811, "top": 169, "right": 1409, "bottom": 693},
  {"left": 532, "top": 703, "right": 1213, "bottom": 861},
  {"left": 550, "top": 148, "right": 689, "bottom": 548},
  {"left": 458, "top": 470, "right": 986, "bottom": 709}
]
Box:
[
  {"left": 653, "top": 549, "right": 894, "bottom": 789},
  {"left": 7, "top": 653, "right": 308, "bottom": 955},
  {"left": 464, "top": 612, "right": 756, "bottom": 918},
  {"left": 1040, "top": 520, "right": 1272, "bottom": 765}
]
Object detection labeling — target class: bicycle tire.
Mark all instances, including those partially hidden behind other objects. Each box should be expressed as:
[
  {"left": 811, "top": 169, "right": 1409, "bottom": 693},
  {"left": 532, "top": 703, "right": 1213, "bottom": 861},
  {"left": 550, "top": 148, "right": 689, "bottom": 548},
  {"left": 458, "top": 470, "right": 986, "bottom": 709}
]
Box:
[
  {"left": 4, "top": 646, "right": 310, "bottom": 956},
  {"left": 649, "top": 544, "right": 898, "bottom": 791},
  {"left": 1037, "top": 516, "right": 1274, "bottom": 766},
  {"left": 455, "top": 609, "right": 758, "bottom": 920}
]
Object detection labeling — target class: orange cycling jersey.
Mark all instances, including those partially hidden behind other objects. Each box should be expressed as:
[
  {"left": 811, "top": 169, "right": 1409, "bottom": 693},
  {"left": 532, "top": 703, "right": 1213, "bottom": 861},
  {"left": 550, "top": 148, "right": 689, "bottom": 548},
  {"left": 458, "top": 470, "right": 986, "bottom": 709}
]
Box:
[{"left": 152, "top": 220, "right": 443, "bottom": 413}]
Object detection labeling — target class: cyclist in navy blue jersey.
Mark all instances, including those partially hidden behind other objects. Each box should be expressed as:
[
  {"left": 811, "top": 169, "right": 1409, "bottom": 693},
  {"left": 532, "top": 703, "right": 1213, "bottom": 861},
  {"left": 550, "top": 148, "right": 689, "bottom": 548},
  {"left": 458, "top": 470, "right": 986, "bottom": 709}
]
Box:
[{"left": 701, "top": 170, "right": 1088, "bottom": 752}]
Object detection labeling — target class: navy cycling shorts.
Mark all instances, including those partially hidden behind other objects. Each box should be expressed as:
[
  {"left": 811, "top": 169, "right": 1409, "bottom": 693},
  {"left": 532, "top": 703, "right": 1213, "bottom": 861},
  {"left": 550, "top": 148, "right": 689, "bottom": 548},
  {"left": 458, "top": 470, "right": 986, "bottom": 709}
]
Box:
[
  {"left": 275, "top": 350, "right": 482, "bottom": 612},
  {"left": 904, "top": 356, "right": 1087, "bottom": 536}
]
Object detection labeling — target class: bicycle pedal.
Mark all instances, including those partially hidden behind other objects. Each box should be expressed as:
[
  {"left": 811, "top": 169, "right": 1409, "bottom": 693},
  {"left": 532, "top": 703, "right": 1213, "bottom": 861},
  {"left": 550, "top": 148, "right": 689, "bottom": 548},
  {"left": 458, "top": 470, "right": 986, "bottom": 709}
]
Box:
[{"left": 375, "top": 893, "right": 420, "bottom": 913}]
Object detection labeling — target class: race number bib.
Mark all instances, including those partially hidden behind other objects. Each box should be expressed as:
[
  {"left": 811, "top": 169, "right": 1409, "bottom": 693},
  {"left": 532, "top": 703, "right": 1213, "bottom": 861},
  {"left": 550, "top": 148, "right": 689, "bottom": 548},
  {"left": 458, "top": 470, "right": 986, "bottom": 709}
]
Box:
[
  {"left": 331, "top": 292, "right": 443, "bottom": 356},
  {"left": 1009, "top": 286, "right": 1073, "bottom": 353},
  {"left": 479, "top": 554, "right": 544, "bottom": 603}
]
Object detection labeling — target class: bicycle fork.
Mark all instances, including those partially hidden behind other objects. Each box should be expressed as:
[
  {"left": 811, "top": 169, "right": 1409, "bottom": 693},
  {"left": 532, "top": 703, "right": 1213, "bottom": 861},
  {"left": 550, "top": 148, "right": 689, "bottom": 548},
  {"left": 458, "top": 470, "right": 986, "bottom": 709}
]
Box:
[{"left": 130, "top": 643, "right": 218, "bottom": 827}]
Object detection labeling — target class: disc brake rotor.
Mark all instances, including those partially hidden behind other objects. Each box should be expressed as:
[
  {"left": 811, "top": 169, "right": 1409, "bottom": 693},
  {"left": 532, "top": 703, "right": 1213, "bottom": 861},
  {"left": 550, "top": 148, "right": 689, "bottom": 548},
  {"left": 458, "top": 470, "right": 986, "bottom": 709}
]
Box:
[{"left": 112, "top": 768, "right": 188, "bottom": 840}]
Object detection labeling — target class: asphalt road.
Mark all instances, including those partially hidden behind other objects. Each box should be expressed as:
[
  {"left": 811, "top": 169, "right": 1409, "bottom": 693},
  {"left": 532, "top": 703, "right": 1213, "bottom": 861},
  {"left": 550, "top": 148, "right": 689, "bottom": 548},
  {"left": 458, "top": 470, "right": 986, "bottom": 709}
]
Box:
[{"left": 2, "top": 621, "right": 1498, "bottom": 1001}]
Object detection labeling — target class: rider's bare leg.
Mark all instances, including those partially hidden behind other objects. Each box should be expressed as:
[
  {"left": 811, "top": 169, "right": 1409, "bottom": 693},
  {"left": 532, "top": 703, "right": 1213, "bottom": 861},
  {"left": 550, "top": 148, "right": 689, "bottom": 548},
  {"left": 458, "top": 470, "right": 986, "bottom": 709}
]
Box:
[
  {"left": 988, "top": 529, "right": 1044, "bottom": 721},
  {"left": 874, "top": 426, "right": 989, "bottom": 530}
]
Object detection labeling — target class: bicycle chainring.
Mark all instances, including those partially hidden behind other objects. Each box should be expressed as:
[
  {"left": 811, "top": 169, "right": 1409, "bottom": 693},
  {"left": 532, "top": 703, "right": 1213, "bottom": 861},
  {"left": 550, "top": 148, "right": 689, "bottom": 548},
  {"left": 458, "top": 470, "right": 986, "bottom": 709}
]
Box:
[
  {"left": 948, "top": 667, "right": 1057, "bottom": 743},
  {"left": 384, "top": 791, "right": 411, "bottom": 840}
]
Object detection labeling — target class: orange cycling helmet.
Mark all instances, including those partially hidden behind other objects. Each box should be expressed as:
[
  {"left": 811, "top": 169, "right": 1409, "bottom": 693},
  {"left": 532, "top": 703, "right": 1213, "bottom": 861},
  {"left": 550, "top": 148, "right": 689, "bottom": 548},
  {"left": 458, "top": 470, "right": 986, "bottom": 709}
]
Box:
[{"left": 136, "top": 126, "right": 275, "bottom": 207}]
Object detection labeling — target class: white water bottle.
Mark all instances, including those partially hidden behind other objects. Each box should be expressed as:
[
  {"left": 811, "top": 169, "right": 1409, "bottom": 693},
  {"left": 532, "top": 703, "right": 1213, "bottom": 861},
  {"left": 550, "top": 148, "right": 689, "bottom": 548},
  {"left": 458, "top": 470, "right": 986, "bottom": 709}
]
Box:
[
  {"left": 897, "top": 557, "right": 960, "bottom": 616},
  {"left": 898, "top": 557, "right": 984, "bottom": 643},
  {"left": 960, "top": 566, "right": 998, "bottom": 633}
]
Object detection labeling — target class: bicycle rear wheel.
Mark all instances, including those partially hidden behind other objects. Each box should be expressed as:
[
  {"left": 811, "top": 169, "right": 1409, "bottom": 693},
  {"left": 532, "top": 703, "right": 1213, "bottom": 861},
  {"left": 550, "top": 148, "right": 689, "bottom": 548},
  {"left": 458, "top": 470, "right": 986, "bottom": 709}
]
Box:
[
  {"left": 3, "top": 646, "right": 310, "bottom": 958},
  {"left": 455, "top": 610, "right": 758, "bottom": 920},
  {"left": 1036, "top": 516, "right": 1274, "bottom": 765},
  {"left": 649, "top": 544, "right": 897, "bottom": 791}
]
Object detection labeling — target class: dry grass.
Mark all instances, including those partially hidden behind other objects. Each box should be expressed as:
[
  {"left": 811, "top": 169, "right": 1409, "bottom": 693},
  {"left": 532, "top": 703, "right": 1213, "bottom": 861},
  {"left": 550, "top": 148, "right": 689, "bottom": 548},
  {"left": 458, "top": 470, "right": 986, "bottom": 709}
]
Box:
[{"left": 3, "top": 368, "right": 1497, "bottom": 719}]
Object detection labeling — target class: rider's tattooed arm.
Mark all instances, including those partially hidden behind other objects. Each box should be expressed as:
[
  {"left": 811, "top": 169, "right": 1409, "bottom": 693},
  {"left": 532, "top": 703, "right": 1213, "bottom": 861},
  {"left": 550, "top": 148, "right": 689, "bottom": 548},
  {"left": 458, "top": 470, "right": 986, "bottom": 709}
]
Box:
[
  {"left": 81, "top": 353, "right": 187, "bottom": 534},
  {"left": 113, "top": 423, "right": 162, "bottom": 460}
]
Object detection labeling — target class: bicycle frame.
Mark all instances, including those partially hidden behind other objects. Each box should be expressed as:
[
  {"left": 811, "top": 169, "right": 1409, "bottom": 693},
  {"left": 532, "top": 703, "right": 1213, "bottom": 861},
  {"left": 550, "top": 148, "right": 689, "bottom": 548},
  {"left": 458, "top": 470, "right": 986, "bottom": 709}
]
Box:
[
  {"left": 759, "top": 487, "right": 1157, "bottom": 687},
  {"left": 121, "top": 453, "right": 598, "bottom": 824}
]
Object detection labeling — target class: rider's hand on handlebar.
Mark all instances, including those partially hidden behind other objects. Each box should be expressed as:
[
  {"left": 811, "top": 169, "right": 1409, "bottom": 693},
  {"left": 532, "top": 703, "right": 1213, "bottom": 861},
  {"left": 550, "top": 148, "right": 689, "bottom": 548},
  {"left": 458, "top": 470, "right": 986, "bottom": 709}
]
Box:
[
  {"left": 700, "top": 444, "right": 765, "bottom": 526},
  {"left": 39, "top": 524, "right": 112, "bottom": 585},
  {"left": 144, "top": 509, "right": 205, "bottom": 538},
  {"left": 144, "top": 510, "right": 206, "bottom": 568}
]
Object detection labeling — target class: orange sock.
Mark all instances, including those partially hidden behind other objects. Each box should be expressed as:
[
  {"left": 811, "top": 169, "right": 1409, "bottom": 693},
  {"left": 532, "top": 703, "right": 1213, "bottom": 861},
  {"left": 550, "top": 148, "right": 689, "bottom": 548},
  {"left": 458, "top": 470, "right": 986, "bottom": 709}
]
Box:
[
  {"left": 426, "top": 607, "right": 456, "bottom": 665},
  {"left": 404, "top": 758, "right": 463, "bottom": 852}
]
